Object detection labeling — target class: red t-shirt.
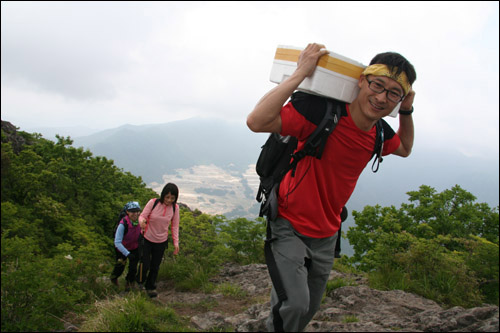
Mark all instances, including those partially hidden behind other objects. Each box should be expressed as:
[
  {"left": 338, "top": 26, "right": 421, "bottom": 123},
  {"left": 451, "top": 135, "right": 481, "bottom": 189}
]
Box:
[{"left": 278, "top": 95, "right": 400, "bottom": 238}]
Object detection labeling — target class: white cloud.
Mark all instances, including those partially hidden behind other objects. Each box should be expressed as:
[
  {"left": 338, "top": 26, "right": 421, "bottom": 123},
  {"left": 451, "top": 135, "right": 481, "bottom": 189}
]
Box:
[{"left": 1, "top": 1, "right": 498, "bottom": 159}]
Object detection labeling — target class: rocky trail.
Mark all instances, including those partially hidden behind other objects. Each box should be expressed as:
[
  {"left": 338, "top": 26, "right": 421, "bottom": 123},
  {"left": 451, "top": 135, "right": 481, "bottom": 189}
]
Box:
[{"left": 151, "top": 263, "right": 498, "bottom": 332}]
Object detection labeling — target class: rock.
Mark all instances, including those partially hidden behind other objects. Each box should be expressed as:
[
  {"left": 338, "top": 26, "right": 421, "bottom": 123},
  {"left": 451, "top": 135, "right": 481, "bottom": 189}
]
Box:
[
  {"left": 158, "top": 262, "right": 499, "bottom": 332},
  {"left": 215, "top": 263, "right": 498, "bottom": 332},
  {"left": 1, "top": 120, "right": 33, "bottom": 153},
  {"left": 190, "top": 311, "right": 226, "bottom": 331},
  {"left": 413, "top": 305, "right": 499, "bottom": 332},
  {"left": 210, "top": 263, "right": 272, "bottom": 297},
  {"left": 227, "top": 303, "right": 269, "bottom": 332}
]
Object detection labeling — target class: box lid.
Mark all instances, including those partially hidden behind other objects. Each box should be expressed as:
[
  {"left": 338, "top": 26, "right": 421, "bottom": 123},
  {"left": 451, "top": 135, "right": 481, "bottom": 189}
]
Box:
[{"left": 274, "top": 45, "right": 366, "bottom": 80}]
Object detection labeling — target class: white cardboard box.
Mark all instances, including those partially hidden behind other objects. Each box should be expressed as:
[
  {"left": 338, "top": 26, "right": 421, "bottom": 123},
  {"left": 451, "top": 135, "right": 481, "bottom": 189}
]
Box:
[{"left": 270, "top": 45, "right": 400, "bottom": 117}]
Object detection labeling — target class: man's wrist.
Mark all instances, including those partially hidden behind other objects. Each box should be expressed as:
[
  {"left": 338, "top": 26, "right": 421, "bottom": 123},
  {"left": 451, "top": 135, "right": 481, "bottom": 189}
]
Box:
[{"left": 399, "top": 106, "right": 414, "bottom": 115}]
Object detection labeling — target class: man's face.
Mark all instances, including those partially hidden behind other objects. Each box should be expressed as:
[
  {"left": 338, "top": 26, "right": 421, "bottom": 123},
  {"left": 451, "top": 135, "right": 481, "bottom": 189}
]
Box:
[{"left": 357, "top": 75, "right": 404, "bottom": 119}]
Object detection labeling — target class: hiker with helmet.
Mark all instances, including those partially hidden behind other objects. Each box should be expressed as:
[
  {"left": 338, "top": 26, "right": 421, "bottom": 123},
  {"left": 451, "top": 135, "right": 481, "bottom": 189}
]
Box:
[
  {"left": 110, "top": 201, "right": 142, "bottom": 291},
  {"left": 247, "top": 43, "right": 416, "bottom": 332},
  {"left": 137, "top": 183, "right": 180, "bottom": 298}
]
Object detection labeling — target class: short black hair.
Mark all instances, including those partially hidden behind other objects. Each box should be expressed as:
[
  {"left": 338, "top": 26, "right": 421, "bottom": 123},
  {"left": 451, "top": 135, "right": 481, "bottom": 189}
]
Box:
[{"left": 369, "top": 52, "right": 417, "bottom": 86}]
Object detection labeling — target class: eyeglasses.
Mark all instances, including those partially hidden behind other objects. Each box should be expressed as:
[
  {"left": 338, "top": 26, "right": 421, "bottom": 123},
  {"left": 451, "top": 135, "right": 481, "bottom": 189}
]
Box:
[{"left": 366, "top": 78, "right": 404, "bottom": 104}]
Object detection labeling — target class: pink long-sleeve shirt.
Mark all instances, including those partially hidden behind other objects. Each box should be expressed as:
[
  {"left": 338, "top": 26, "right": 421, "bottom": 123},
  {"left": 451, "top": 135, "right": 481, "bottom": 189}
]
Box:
[{"left": 140, "top": 198, "right": 179, "bottom": 246}]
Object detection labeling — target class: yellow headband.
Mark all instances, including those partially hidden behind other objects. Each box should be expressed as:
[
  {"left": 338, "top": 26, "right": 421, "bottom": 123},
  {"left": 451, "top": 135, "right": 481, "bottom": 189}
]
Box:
[{"left": 362, "top": 64, "right": 411, "bottom": 96}]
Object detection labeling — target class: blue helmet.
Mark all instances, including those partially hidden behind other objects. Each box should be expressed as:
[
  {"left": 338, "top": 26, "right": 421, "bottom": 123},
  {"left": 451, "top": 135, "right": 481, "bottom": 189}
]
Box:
[{"left": 125, "top": 201, "right": 141, "bottom": 212}]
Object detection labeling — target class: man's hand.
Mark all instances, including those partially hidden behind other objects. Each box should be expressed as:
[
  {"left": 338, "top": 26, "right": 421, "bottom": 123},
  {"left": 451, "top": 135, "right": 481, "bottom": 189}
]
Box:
[
  {"left": 173, "top": 245, "right": 179, "bottom": 256},
  {"left": 401, "top": 89, "right": 415, "bottom": 111},
  {"left": 295, "top": 43, "right": 329, "bottom": 79},
  {"left": 247, "top": 43, "right": 329, "bottom": 134}
]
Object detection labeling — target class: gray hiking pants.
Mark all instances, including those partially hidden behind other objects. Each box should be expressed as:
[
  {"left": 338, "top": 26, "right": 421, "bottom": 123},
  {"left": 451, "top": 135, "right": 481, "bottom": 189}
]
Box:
[{"left": 266, "top": 217, "right": 337, "bottom": 332}]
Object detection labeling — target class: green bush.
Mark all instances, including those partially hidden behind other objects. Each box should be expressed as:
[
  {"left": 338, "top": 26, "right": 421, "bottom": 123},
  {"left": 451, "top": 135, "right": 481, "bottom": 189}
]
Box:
[
  {"left": 364, "top": 233, "right": 484, "bottom": 307},
  {"left": 462, "top": 236, "right": 499, "bottom": 305},
  {"left": 159, "top": 211, "right": 231, "bottom": 291},
  {"left": 1, "top": 236, "right": 112, "bottom": 331},
  {"left": 1, "top": 131, "right": 157, "bottom": 331},
  {"left": 79, "top": 293, "right": 191, "bottom": 332},
  {"left": 347, "top": 185, "right": 499, "bottom": 308},
  {"left": 215, "top": 216, "right": 266, "bottom": 264}
]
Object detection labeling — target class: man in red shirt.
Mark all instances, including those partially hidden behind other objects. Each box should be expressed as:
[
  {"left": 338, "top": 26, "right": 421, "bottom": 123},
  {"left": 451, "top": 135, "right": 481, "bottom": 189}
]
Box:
[{"left": 247, "top": 43, "right": 416, "bottom": 332}]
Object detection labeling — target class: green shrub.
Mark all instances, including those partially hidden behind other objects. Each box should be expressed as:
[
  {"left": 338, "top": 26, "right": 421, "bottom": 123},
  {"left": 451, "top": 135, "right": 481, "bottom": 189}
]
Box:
[
  {"left": 347, "top": 185, "right": 499, "bottom": 308},
  {"left": 462, "top": 236, "right": 499, "bottom": 305},
  {"left": 79, "top": 293, "right": 191, "bottom": 332},
  {"left": 215, "top": 216, "right": 266, "bottom": 264},
  {"left": 1, "top": 236, "right": 112, "bottom": 331},
  {"left": 365, "top": 233, "right": 483, "bottom": 308}
]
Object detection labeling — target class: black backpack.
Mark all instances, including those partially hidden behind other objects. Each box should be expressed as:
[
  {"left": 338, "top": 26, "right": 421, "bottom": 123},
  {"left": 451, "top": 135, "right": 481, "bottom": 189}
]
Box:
[
  {"left": 255, "top": 92, "right": 385, "bottom": 221},
  {"left": 113, "top": 205, "right": 130, "bottom": 239}
]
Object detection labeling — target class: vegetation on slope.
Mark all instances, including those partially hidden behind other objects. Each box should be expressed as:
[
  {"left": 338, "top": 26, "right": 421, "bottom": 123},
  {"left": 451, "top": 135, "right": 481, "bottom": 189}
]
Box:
[{"left": 1, "top": 123, "right": 498, "bottom": 331}]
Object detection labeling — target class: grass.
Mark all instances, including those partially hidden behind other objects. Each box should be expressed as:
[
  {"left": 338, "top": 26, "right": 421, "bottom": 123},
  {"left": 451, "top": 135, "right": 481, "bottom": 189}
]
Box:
[
  {"left": 216, "top": 282, "right": 248, "bottom": 299},
  {"left": 325, "top": 277, "right": 358, "bottom": 294},
  {"left": 79, "top": 292, "right": 192, "bottom": 332},
  {"left": 342, "top": 315, "right": 359, "bottom": 323}
]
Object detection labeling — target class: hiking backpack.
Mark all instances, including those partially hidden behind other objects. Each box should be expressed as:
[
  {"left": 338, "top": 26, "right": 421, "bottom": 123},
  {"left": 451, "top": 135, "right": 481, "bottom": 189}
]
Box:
[
  {"left": 113, "top": 205, "right": 131, "bottom": 239},
  {"left": 255, "top": 91, "right": 385, "bottom": 221}
]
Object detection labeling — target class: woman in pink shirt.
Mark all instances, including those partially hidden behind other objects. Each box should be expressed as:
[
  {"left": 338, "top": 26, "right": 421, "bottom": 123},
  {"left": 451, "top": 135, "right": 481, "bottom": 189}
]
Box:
[{"left": 137, "top": 183, "right": 180, "bottom": 298}]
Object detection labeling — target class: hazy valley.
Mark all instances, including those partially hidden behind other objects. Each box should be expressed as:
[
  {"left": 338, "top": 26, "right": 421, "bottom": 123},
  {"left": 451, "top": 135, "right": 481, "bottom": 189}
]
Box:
[{"left": 150, "top": 163, "right": 261, "bottom": 217}]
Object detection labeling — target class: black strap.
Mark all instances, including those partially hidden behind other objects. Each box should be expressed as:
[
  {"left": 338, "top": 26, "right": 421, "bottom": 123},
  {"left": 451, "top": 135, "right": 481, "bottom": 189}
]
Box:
[
  {"left": 371, "top": 120, "right": 385, "bottom": 173},
  {"left": 264, "top": 218, "right": 287, "bottom": 332},
  {"left": 304, "top": 101, "right": 339, "bottom": 159},
  {"left": 289, "top": 100, "right": 341, "bottom": 177},
  {"left": 121, "top": 217, "right": 129, "bottom": 236}
]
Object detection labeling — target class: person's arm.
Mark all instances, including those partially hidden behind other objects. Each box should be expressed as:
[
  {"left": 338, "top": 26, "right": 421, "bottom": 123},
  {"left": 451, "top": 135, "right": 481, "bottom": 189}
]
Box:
[
  {"left": 392, "top": 90, "right": 415, "bottom": 157},
  {"left": 246, "top": 43, "right": 329, "bottom": 134},
  {"left": 114, "top": 224, "right": 130, "bottom": 256},
  {"left": 172, "top": 204, "right": 180, "bottom": 255},
  {"left": 139, "top": 199, "right": 154, "bottom": 231}
]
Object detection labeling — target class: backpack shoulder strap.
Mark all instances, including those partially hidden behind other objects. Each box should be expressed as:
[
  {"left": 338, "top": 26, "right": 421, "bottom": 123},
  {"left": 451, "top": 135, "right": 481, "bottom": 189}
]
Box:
[
  {"left": 152, "top": 198, "right": 160, "bottom": 211},
  {"left": 120, "top": 216, "right": 129, "bottom": 236},
  {"left": 371, "top": 119, "right": 385, "bottom": 173},
  {"left": 289, "top": 98, "right": 342, "bottom": 176},
  {"left": 304, "top": 99, "right": 342, "bottom": 159}
]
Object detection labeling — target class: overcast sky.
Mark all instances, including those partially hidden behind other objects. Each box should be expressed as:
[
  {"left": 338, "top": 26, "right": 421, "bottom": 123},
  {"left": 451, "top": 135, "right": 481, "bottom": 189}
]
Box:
[{"left": 1, "top": 1, "right": 499, "bottom": 160}]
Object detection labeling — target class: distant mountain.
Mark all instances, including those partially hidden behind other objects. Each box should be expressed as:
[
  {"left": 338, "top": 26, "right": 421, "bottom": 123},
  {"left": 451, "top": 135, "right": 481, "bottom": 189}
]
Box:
[
  {"left": 26, "top": 125, "right": 101, "bottom": 139},
  {"left": 72, "top": 118, "right": 268, "bottom": 184}
]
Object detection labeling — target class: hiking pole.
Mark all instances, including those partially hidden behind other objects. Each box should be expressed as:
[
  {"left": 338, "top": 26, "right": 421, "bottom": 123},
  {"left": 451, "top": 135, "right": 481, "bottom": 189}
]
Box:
[{"left": 138, "top": 233, "right": 144, "bottom": 283}]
